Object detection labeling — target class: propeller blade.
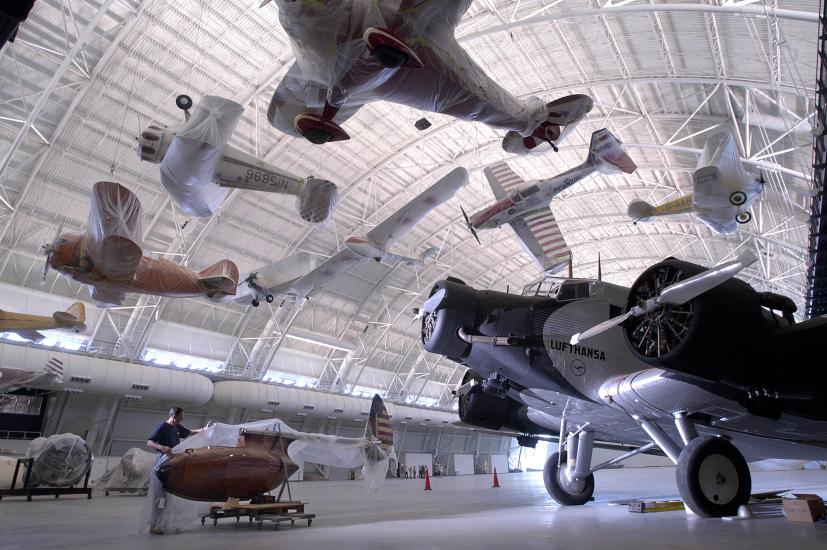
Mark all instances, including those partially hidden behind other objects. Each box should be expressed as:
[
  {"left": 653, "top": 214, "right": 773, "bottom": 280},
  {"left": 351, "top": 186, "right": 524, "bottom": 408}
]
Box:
[
  {"left": 422, "top": 288, "right": 447, "bottom": 314},
  {"left": 570, "top": 311, "right": 633, "bottom": 345},
  {"left": 658, "top": 250, "right": 757, "bottom": 306},
  {"left": 460, "top": 206, "right": 481, "bottom": 245},
  {"left": 41, "top": 223, "right": 64, "bottom": 281}
]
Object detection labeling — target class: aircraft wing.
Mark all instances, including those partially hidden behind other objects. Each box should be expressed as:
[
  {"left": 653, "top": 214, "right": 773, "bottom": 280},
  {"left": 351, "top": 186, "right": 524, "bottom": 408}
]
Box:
[
  {"left": 290, "top": 248, "right": 363, "bottom": 298},
  {"left": 87, "top": 181, "right": 143, "bottom": 280},
  {"left": 217, "top": 148, "right": 303, "bottom": 194},
  {"left": 367, "top": 167, "right": 468, "bottom": 249},
  {"left": 483, "top": 161, "right": 525, "bottom": 200},
  {"left": 508, "top": 211, "right": 571, "bottom": 274},
  {"left": 11, "top": 329, "right": 47, "bottom": 342}
]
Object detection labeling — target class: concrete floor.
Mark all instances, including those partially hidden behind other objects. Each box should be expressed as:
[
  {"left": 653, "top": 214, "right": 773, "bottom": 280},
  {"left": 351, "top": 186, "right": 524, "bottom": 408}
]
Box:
[{"left": 1, "top": 467, "right": 826, "bottom": 549}]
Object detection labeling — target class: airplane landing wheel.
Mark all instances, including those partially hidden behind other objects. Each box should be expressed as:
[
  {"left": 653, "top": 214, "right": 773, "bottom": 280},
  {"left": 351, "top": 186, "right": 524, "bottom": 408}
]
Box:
[
  {"left": 543, "top": 451, "right": 594, "bottom": 506},
  {"left": 736, "top": 211, "right": 752, "bottom": 224},
  {"left": 266, "top": 294, "right": 274, "bottom": 303},
  {"left": 676, "top": 437, "right": 751, "bottom": 518},
  {"left": 252, "top": 299, "right": 260, "bottom": 308},
  {"left": 303, "top": 127, "right": 333, "bottom": 145},
  {"left": 370, "top": 44, "right": 408, "bottom": 68},
  {"left": 176, "top": 94, "right": 193, "bottom": 111},
  {"left": 729, "top": 191, "right": 747, "bottom": 206}
]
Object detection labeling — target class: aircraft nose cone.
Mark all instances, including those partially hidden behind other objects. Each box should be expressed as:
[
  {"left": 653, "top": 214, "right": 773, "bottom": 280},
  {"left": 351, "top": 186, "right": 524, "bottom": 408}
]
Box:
[{"left": 154, "top": 461, "right": 171, "bottom": 485}]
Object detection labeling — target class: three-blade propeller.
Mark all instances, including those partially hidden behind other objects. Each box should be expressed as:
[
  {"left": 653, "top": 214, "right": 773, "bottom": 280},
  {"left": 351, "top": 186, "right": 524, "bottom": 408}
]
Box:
[{"left": 570, "top": 250, "right": 758, "bottom": 345}]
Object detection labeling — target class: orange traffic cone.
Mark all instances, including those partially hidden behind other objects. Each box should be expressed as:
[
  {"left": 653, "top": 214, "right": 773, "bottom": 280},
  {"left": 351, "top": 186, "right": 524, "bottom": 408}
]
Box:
[
  {"left": 424, "top": 467, "right": 432, "bottom": 491},
  {"left": 492, "top": 467, "right": 501, "bottom": 488}
]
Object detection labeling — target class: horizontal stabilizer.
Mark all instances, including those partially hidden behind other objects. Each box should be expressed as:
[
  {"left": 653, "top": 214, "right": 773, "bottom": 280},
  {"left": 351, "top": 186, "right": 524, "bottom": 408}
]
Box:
[
  {"left": 198, "top": 259, "right": 240, "bottom": 297},
  {"left": 586, "top": 129, "right": 637, "bottom": 175}
]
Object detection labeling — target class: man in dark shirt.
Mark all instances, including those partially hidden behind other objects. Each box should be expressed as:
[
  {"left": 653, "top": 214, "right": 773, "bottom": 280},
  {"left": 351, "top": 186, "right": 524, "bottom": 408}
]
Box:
[
  {"left": 146, "top": 407, "right": 209, "bottom": 457},
  {"left": 145, "top": 407, "right": 211, "bottom": 534}
]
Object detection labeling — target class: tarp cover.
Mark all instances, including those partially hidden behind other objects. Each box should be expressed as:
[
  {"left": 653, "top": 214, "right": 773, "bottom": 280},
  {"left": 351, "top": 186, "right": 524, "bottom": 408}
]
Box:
[
  {"left": 97, "top": 448, "right": 155, "bottom": 491},
  {"left": 160, "top": 96, "right": 244, "bottom": 217},
  {"left": 270, "top": 1, "right": 546, "bottom": 137},
  {"left": 25, "top": 433, "right": 93, "bottom": 487},
  {"left": 141, "top": 418, "right": 394, "bottom": 534},
  {"left": 87, "top": 181, "right": 143, "bottom": 280}
]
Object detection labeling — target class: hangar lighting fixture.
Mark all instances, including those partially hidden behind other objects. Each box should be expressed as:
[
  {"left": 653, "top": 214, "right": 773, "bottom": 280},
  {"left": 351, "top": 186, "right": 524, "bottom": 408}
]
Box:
[{"left": 141, "top": 348, "right": 223, "bottom": 373}]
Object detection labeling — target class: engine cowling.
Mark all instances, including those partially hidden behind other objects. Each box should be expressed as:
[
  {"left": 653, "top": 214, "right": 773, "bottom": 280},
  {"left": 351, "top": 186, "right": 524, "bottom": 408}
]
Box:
[
  {"left": 457, "top": 370, "right": 549, "bottom": 435},
  {"left": 297, "top": 177, "right": 338, "bottom": 224},
  {"left": 623, "top": 257, "right": 765, "bottom": 385}
]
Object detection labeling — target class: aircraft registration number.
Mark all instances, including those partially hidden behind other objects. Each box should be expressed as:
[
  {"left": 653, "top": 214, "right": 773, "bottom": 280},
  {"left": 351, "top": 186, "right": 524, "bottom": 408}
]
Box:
[{"left": 244, "top": 168, "right": 290, "bottom": 190}]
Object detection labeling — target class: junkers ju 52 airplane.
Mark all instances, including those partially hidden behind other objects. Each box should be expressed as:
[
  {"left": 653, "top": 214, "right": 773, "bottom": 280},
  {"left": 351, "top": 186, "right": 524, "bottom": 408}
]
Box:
[
  {"left": 138, "top": 94, "right": 338, "bottom": 223},
  {"left": 419, "top": 251, "right": 827, "bottom": 517}
]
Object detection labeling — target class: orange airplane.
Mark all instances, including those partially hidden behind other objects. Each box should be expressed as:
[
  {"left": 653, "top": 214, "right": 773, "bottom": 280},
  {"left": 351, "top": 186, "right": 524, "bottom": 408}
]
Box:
[
  {"left": 0, "top": 302, "right": 86, "bottom": 342},
  {"left": 45, "top": 181, "right": 239, "bottom": 307}
]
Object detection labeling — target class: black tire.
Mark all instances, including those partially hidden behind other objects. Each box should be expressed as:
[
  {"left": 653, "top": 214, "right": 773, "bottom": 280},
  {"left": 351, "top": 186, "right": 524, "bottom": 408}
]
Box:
[
  {"left": 543, "top": 451, "right": 594, "bottom": 506},
  {"left": 729, "top": 191, "right": 747, "bottom": 206},
  {"left": 676, "top": 437, "right": 751, "bottom": 518},
  {"left": 251, "top": 299, "right": 260, "bottom": 308},
  {"left": 302, "top": 127, "right": 332, "bottom": 145},
  {"left": 371, "top": 44, "right": 408, "bottom": 68},
  {"left": 176, "top": 94, "right": 193, "bottom": 111},
  {"left": 736, "top": 211, "right": 752, "bottom": 224},
  {"left": 265, "top": 294, "right": 274, "bottom": 303}
]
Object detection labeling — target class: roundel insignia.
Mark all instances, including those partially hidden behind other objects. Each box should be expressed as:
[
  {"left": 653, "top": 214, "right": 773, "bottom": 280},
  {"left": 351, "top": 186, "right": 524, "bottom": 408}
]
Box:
[{"left": 569, "top": 359, "right": 586, "bottom": 377}]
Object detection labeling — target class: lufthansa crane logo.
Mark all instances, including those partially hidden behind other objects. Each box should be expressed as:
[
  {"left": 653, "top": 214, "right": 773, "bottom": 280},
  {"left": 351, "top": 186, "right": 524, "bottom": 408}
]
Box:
[{"left": 569, "top": 359, "right": 586, "bottom": 377}]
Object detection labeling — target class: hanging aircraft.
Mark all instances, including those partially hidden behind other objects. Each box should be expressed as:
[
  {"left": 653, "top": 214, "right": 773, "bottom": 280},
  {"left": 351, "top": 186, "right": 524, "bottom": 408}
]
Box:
[
  {"left": 0, "top": 302, "right": 85, "bottom": 342},
  {"left": 44, "top": 181, "right": 239, "bottom": 307},
  {"left": 262, "top": 1, "right": 592, "bottom": 154},
  {"left": 0, "top": 357, "right": 63, "bottom": 394},
  {"left": 138, "top": 94, "right": 338, "bottom": 222},
  {"left": 461, "top": 129, "right": 636, "bottom": 272},
  {"left": 419, "top": 251, "right": 827, "bottom": 517},
  {"left": 627, "top": 132, "right": 764, "bottom": 234},
  {"left": 241, "top": 166, "right": 468, "bottom": 306},
  {"left": 154, "top": 394, "right": 394, "bottom": 501}
]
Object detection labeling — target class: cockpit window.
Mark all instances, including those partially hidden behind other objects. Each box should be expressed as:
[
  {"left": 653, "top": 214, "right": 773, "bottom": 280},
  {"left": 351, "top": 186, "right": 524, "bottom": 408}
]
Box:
[
  {"left": 514, "top": 185, "right": 539, "bottom": 201},
  {"left": 557, "top": 282, "right": 591, "bottom": 302}
]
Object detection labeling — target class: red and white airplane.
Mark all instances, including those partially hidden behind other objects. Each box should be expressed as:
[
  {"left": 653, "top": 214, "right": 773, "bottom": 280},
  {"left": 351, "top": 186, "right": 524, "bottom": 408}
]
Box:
[
  {"left": 0, "top": 357, "right": 63, "bottom": 395},
  {"left": 263, "top": 1, "right": 592, "bottom": 154},
  {"left": 242, "top": 167, "right": 468, "bottom": 305},
  {"left": 465, "top": 129, "right": 637, "bottom": 272}
]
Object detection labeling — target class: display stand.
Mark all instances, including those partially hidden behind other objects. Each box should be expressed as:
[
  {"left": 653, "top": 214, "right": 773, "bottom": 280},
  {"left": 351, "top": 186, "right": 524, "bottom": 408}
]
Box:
[{"left": 0, "top": 458, "right": 92, "bottom": 501}]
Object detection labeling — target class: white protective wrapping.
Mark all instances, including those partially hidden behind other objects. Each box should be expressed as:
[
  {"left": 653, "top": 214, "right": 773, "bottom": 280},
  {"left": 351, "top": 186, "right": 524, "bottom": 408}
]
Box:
[
  {"left": 269, "top": 1, "right": 546, "bottom": 137},
  {"left": 692, "top": 132, "right": 763, "bottom": 234},
  {"left": 97, "top": 448, "right": 155, "bottom": 491},
  {"left": 140, "top": 418, "right": 394, "bottom": 534},
  {"left": 87, "top": 181, "right": 143, "bottom": 280},
  {"left": 25, "top": 433, "right": 93, "bottom": 487},
  {"left": 160, "top": 96, "right": 245, "bottom": 218}
]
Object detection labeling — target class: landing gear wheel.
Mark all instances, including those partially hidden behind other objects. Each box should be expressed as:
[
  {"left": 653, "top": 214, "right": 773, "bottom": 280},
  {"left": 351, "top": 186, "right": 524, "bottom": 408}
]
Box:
[
  {"left": 729, "top": 191, "right": 747, "bottom": 206},
  {"left": 676, "top": 437, "right": 751, "bottom": 518},
  {"left": 736, "top": 211, "right": 752, "bottom": 224},
  {"left": 543, "top": 451, "right": 594, "bottom": 506},
  {"left": 265, "top": 294, "right": 274, "bottom": 303},
  {"left": 252, "top": 299, "right": 260, "bottom": 308},
  {"left": 303, "top": 127, "right": 333, "bottom": 145},
  {"left": 176, "top": 94, "right": 193, "bottom": 111}
]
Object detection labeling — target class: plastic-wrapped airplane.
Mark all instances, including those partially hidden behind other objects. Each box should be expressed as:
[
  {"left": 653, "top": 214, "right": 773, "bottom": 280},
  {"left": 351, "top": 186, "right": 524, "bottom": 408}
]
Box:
[
  {"left": 420, "top": 251, "right": 827, "bottom": 517},
  {"left": 463, "top": 129, "right": 636, "bottom": 272},
  {"left": 138, "top": 94, "right": 338, "bottom": 222},
  {"left": 628, "top": 132, "right": 764, "bottom": 234},
  {"left": 0, "top": 356, "right": 63, "bottom": 394},
  {"left": 242, "top": 167, "right": 468, "bottom": 306},
  {"left": 0, "top": 302, "right": 85, "bottom": 342},
  {"left": 263, "top": 0, "right": 592, "bottom": 154},
  {"left": 45, "top": 181, "right": 239, "bottom": 307}
]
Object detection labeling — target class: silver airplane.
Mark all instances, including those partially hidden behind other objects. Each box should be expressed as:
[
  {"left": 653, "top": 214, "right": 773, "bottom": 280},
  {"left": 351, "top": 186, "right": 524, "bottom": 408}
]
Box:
[{"left": 419, "top": 251, "right": 827, "bottom": 517}]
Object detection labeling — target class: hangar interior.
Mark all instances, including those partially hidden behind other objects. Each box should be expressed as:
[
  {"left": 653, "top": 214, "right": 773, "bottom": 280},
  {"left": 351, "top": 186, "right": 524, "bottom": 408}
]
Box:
[{"left": 0, "top": 0, "right": 825, "bottom": 548}]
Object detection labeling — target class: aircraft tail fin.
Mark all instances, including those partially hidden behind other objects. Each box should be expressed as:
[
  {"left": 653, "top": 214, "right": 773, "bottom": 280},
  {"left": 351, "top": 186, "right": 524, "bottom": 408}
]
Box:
[
  {"left": 367, "top": 394, "right": 394, "bottom": 450},
  {"left": 198, "top": 260, "right": 240, "bottom": 298},
  {"left": 586, "top": 129, "right": 637, "bottom": 175},
  {"left": 53, "top": 302, "right": 86, "bottom": 330}
]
